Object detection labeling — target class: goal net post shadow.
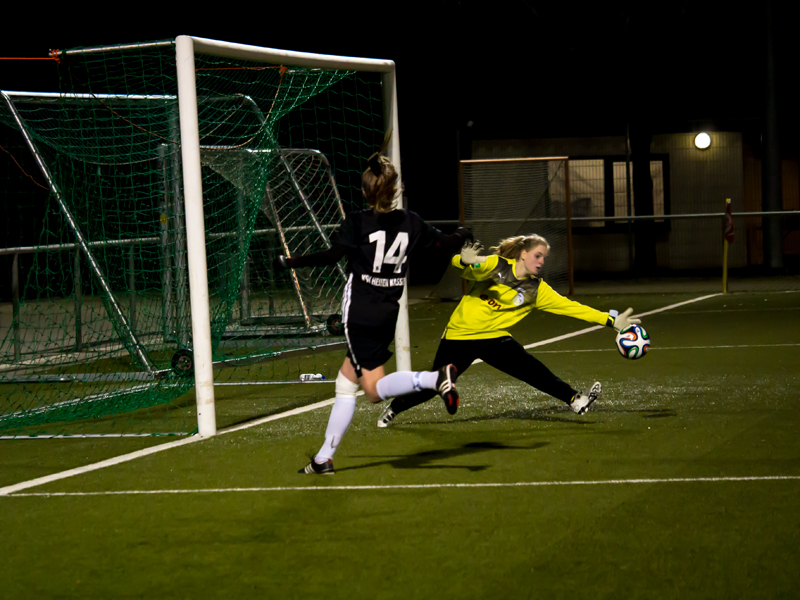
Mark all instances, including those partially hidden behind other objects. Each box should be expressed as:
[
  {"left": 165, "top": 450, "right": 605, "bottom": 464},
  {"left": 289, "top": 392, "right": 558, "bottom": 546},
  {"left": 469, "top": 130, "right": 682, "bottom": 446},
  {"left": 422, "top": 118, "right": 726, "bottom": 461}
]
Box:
[
  {"left": 432, "top": 157, "right": 574, "bottom": 300},
  {"left": 0, "top": 36, "right": 406, "bottom": 438}
]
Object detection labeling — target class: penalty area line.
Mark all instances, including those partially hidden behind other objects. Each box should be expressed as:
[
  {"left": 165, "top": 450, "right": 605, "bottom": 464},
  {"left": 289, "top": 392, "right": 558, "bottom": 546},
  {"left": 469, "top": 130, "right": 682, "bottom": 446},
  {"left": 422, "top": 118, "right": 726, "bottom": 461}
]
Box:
[{"left": 6, "top": 474, "right": 800, "bottom": 497}]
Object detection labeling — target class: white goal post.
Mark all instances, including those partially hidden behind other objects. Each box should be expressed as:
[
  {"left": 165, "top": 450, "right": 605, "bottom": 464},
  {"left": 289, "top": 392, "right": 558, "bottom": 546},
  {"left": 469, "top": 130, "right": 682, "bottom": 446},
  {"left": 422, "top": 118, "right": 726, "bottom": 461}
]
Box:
[{"left": 172, "top": 37, "right": 407, "bottom": 437}]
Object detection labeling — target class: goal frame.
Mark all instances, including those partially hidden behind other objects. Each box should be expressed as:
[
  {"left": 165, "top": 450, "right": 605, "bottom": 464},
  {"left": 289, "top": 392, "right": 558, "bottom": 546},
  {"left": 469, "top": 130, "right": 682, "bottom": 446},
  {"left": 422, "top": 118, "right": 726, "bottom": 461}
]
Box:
[{"left": 178, "top": 37, "right": 407, "bottom": 437}]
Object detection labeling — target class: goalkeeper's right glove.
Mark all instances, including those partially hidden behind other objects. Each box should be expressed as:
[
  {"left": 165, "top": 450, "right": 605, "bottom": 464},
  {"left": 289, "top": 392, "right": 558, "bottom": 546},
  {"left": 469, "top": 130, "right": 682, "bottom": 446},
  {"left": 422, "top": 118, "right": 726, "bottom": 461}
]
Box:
[
  {"left": 612, "top": 307, "right": 641, "bottom": 331},
  {"left": 460, "top": 241, "right": 488, "bottom": 266}
]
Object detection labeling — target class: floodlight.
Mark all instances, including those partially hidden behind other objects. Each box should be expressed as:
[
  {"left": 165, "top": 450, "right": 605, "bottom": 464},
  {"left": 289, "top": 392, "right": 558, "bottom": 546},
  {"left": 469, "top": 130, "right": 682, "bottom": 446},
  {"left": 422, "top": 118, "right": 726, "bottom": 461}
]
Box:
[{"left": 695, "top": 133, "right": 711, "bottom": 149}]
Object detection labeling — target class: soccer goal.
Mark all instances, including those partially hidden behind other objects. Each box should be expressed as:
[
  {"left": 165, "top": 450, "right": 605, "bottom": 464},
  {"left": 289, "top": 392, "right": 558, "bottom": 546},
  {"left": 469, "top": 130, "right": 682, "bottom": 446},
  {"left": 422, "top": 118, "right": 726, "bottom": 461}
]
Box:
[
  {"left": 430, "top": 157, "right": 574, "bottom": 299},
  {"left": 0, "top": 36, "right": 407, "bottom": 438}
]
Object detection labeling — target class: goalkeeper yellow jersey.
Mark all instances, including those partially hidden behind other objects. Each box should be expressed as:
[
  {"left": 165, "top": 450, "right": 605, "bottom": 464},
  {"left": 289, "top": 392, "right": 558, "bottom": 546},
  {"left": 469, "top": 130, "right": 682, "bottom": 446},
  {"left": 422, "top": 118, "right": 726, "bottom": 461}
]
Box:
[{"left": 443, "top": 255, "right": 611, "bottom": 340}]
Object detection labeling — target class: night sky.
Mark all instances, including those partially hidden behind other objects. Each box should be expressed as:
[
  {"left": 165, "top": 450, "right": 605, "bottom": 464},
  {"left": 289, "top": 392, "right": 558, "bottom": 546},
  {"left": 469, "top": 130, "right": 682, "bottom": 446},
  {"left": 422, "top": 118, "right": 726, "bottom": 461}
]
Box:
[{"left": 2, "top": 1, "right": 797, "bottom": 221}]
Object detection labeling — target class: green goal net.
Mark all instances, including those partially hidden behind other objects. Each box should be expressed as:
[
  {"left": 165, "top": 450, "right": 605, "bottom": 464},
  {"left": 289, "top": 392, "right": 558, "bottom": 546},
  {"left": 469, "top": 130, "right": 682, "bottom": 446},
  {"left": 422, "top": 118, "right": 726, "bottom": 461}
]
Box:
[{"left": 0, "top": 39, "right": 387, "bottom": 437}]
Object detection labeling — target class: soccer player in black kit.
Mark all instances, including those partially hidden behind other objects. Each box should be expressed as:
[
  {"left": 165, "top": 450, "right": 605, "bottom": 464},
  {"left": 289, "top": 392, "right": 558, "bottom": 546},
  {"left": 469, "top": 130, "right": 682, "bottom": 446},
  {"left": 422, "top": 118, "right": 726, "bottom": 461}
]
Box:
[{"left": 275, "top": 148, "right": 471, "bottom": 474}]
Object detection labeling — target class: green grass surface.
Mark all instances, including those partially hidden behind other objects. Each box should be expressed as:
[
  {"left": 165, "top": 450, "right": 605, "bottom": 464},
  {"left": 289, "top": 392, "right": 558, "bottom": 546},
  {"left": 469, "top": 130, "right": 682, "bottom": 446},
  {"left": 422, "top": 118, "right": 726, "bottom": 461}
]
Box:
[{"left": 1, "top": 290, "right": 799, "bottom": 599}]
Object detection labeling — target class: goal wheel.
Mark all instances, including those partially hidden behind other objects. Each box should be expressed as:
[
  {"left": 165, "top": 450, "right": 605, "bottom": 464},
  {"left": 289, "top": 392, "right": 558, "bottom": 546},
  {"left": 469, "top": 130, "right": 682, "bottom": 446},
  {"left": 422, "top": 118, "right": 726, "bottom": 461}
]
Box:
[
  {"left": 171, "top": 349, "right": 194, "bottom": 377},
  {"left": 326, "top": 313, "right": 343, "bottom": 336}
]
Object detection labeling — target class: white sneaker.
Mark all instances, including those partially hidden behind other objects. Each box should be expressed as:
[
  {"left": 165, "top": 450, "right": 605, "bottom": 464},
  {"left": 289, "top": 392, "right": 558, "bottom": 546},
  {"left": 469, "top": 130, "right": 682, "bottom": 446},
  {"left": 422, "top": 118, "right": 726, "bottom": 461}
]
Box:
[
  {"left": 377, "top": 405, "right": 397, "bottom": 428},
  {"left": 570, "top": 382, "right": 601, "bottom": 415}
]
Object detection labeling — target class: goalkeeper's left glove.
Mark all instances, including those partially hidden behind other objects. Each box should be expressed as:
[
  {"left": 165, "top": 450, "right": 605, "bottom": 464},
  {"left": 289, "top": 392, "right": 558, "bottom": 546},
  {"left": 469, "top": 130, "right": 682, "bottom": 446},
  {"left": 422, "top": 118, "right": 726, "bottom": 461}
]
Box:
[
  {"left": 611, "top": 307, "right": 641, "bottom": 331},
  {"left": 460, "top": 241, "right": 487, "bottom": 266}
]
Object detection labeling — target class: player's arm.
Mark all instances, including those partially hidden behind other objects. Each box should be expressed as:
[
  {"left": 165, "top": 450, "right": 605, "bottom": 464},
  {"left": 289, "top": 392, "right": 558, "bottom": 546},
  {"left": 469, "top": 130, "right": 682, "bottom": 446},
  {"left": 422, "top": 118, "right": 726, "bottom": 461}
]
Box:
[
  {"left": 416, "top": 214, "right": 473, "bottom": 254},
  {"left": 274, "top": 244, "right": 347, "bottom": 270},
  {"left": 434, "top": 225, "right": 473, "bottom": 253},
  {"left": 275, "top": 212, "right": 358, "bottom": 270},
  {"left": 534, "top": 280, "right": 611, "bottom": 326}
]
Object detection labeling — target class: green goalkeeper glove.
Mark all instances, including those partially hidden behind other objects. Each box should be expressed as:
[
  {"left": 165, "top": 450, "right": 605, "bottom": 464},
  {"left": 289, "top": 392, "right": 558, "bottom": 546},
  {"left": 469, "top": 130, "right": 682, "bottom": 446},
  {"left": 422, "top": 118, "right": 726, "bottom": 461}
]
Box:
[
  {"left": 460, "top": 241, "right": 488, "bottom": 266},
  {"left": 612, "top": 307, "right": 641, "bottom": 331}
]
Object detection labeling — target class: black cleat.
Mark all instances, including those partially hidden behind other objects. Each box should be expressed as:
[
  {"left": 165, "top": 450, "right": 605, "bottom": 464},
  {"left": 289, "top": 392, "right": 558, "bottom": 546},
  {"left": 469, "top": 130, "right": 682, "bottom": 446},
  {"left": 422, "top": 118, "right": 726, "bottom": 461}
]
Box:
[
  {"left": 299, "top": 458, "right": 334, "bottom": 475},
  {"left": 437, "top": 364, "right": 460, "bottom": 415}
]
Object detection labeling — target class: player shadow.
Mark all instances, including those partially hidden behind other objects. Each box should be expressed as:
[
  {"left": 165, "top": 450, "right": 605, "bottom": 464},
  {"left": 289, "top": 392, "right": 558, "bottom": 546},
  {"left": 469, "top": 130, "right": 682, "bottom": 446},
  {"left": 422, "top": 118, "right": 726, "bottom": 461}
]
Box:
[
  {"left": 339, "top": 440, "right": 549, "bottom": 473},
  {"left": 642, "top": 410, "right": 678, "bottom": 419},
  {"left": 416, "top": 406, "right": 597, "bottom": 427},
  {"left": 595, "top": 408, "right": 678, "bottom": 419}
]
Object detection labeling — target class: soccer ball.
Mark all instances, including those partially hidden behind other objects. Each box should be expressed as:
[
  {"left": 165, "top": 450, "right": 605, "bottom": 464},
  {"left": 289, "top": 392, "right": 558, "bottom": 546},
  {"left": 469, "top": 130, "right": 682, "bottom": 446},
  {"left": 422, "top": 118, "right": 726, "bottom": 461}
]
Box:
[{"left": 615, "top": 324, "right": 650, "bottom": 359}]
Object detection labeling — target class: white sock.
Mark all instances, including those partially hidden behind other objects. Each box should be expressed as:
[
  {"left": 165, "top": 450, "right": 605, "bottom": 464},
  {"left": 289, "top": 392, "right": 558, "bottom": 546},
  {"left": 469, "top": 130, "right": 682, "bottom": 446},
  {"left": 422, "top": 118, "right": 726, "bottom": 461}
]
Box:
[
  {"left": 315, "top": 396, "right": 356, "bottom": 462},
  {"left": 315, "top": 371, "right": 359, "bottom": 462},
  {"left": 376, "top": 370, "right": 439, "bottom": 400}
]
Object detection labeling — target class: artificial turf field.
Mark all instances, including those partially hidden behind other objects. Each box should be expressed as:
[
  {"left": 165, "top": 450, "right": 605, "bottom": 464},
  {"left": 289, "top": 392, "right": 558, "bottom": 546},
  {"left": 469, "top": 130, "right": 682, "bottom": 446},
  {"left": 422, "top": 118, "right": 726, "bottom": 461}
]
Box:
[{"left": 1, "top": 289, "right": 799, "bottom": 599}]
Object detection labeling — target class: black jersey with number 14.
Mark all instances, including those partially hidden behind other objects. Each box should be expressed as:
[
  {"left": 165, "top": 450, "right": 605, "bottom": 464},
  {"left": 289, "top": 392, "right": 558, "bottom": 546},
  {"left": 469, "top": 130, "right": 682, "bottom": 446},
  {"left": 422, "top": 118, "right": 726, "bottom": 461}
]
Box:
[{"left": 332, "top": 208, "right": 442, "bottom": 326}]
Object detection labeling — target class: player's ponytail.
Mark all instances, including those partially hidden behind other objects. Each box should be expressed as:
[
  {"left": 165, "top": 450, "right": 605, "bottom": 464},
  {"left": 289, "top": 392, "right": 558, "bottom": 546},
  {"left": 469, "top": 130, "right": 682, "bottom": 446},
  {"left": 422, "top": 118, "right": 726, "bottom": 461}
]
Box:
[
  {"left": 362, "top": 132, "right": 399, "bottom": 214},
  {"left": 491, "top": 234, "right": 550, "bottom": 259}
]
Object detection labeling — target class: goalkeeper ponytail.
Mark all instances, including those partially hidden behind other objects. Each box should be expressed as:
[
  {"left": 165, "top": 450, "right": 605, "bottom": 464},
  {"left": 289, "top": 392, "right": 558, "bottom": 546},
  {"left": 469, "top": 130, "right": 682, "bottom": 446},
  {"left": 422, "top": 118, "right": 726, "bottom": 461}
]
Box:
[{"left": 491, "top": 234, "right": 551, "bottom": 259}]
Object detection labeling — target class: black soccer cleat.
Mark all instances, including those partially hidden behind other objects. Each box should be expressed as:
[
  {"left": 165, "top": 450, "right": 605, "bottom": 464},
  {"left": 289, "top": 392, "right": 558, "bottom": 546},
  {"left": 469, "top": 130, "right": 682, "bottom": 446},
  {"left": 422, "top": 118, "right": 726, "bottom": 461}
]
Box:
[
  {"left": 299, "top": 458, "right": 334, "bottom": 475},
  {"left": 437, "top": 364, "right": 460, "bottom": 415}
]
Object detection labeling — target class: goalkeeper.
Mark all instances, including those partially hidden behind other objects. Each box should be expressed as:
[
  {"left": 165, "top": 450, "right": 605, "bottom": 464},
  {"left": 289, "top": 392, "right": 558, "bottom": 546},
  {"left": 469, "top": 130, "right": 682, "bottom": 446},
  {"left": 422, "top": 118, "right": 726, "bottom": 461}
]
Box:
[{"left": 377, "top": 234, "right": 642, "bottom": 427}]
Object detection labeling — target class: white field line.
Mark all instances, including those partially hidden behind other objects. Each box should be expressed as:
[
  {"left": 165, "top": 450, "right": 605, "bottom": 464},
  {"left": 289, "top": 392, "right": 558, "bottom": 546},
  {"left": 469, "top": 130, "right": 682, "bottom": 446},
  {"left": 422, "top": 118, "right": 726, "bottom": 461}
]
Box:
[
  {"left": 5, "top": 475, "right": 800, "bottom": 497},
  {"left": 535, "top": 343, "right": 800, "bottom": 354},
  {"left": 0, "top": 397, "right": 335, "bottom": 496},
  {"left": 0, "top": 294, "right": 721, "bottom": 497},
  {"left": 675, "top": 306, "right": 800, "bottom": 314},
  {"left": 0, "top": 433, "right": 192, "bottom": 440}
]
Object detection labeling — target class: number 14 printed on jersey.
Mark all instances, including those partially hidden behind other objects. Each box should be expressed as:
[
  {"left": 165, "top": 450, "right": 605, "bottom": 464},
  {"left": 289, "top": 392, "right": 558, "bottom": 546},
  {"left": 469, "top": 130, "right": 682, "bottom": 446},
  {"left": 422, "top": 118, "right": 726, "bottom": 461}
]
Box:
[{"left": 369, "top": 231, "right": 409, "bottom": 273}]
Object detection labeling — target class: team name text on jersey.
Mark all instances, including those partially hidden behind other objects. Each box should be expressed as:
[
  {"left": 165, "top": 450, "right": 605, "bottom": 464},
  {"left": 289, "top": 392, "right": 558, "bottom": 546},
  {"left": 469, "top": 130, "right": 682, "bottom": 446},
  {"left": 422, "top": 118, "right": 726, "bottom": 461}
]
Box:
[{"left": 361, "top": 274, "right": 405, "bottom": 287}]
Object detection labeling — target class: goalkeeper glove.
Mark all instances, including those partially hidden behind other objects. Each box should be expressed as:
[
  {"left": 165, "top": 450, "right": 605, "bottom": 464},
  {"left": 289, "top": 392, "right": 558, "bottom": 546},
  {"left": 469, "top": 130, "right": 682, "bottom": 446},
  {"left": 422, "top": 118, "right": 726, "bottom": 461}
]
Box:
[
  {"left": 612, "top": 307, "right": 641, "bottom": 331},
  {"left": 460, "top": 241, "right": 488, "bottom": 266}
]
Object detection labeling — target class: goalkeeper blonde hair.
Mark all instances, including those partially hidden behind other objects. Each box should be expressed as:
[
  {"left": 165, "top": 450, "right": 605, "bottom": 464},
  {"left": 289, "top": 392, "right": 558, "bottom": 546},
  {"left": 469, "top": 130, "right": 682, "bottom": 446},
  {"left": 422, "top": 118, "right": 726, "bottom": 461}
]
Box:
[{"left": 490, "top": 234, "right": 550, "bottom": 259}]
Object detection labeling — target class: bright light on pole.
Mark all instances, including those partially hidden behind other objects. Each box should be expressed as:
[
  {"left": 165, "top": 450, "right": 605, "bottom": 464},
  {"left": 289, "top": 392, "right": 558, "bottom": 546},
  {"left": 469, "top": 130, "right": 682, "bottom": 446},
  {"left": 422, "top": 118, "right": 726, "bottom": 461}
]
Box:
[{"left": 695, "top": 132, "right": 711, "bottom": 149}]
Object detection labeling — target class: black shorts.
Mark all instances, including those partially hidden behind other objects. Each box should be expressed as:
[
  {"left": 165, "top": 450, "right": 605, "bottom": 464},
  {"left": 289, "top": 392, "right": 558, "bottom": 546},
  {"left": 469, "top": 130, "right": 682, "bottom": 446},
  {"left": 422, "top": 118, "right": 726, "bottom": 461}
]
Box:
[{"left": 344, "top": 321, "right": 394, "bottom": 376}]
